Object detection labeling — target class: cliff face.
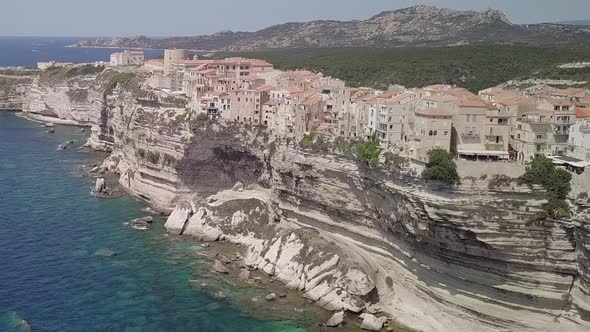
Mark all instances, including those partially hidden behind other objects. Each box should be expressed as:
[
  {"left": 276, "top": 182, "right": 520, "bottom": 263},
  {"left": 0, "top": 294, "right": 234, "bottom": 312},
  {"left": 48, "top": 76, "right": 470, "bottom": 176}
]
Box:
[
  {"left": 0, "top": 73, "right": 35, "bottom": 110},
  {"left": 12, "top": 71, "right": 590, "bottom": 331}
]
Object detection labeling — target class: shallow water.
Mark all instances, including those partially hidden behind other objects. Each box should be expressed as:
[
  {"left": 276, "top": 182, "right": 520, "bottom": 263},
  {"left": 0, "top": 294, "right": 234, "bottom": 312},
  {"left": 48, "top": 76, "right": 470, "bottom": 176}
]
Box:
[{"left": 0, "top": 112, "right": 308, "bottom": 331}]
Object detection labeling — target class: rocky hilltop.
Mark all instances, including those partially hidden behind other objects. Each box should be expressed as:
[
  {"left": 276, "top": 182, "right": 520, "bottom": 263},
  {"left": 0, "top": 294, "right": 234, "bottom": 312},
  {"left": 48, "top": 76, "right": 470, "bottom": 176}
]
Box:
[
  {"left": 74, "top": 5, "right": 590, "bottom": 51},
  {"left": 2, "top": 68, "right": 590, "bottom": 331}
]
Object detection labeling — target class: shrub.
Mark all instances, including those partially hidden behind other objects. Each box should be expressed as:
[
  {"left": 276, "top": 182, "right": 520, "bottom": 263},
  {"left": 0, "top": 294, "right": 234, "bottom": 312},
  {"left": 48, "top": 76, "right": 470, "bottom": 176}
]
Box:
[
  {"left": 422, "top": 148, "right": 460, "bottom": 186},
  {"left": 355, "top": 141, "right": 381, "bottom": 166},
  {"left": 383, "top": 151, "right": 408, "bottom": 170},
  {"left": 67, "top": 64, "right": 104, "bottom": 77},
  {"left": 518, "top": 155, "right": 572, "bottom": 218},
  {"left": 104, "top": 72, "right": 136, "bottom": 96}
]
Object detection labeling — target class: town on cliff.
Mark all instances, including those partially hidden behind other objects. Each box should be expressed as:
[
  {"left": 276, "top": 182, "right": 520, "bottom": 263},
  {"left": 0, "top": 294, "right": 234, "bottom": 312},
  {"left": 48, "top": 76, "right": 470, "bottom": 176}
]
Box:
[
  {"left": 2, "top": 49, "right": 590, "bottom": 332},
  {"left": 34, "top": 48, "right": 590, "bottom": 168}
]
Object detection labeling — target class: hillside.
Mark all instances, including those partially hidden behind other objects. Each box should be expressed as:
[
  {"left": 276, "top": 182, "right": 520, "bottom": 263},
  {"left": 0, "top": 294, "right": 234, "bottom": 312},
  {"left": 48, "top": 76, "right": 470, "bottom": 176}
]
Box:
[
  {"left": 218, "top": 46, "right": 590, "bottom": 92},
  {"left": 74, "top": 5, "right": 590, "bottom": 51}
]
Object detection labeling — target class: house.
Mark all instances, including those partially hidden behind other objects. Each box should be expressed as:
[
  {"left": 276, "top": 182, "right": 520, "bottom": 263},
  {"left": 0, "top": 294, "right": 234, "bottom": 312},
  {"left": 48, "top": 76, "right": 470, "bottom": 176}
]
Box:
[
  {"left": 412, "top": 108, "right": 453, "bottom": 162},
  {"left": 110, "top": 50, "right": 145, "bottom": 67},
  {"left": 567, "top": 108, "right": 590, "bottom": 161}
]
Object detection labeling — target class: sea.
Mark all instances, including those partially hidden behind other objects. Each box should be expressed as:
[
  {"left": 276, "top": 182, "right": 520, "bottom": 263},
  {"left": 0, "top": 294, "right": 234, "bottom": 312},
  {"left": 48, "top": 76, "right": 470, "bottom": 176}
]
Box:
[{"left": 0, "top": 38, "right": 312, "bottom": 331}]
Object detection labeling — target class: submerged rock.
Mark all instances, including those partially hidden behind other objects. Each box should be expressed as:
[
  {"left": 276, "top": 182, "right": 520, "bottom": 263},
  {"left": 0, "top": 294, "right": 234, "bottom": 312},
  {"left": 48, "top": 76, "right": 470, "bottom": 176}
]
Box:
[
  {"left": 0, "top": 312, "right": 31, "bottom": 332},
  {"left": 360, "top": 313, "right": 387, "bottom": 331},
  {"left": 238, "top": 269, "right": 251, "bottom": 281},
  {"left": 213, "top": 260, "right": 229, "bottom": 274},
  {"left": 94, "top": 248, "right": 117, "bottom": 257},
  {"left": 129, "top": 216, "right": 153, "bottom": 231},
  {"left": 265, "top": 293, "right": 277, "bottom": 301},
  {"left": 326, "top": 311, "right": 344, "bottom": 327}
]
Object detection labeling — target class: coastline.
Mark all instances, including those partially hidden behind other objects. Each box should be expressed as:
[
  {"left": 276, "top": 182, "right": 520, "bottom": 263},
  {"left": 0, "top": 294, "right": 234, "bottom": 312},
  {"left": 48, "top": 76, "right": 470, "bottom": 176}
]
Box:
[
  {"left": 68, "top": 44, "right": 214, "bottom": 53},
  {"left": 8, "top": 111, "right": 366, "bottom": 331},
  {"left": 16, "top": 112, "right": 89, "bottom": 127}
]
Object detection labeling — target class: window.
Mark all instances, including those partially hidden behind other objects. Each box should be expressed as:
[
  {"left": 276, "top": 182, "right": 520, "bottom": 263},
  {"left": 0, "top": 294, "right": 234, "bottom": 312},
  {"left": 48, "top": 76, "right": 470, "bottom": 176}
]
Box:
[
  {"left": 433, "top": 130, "right": 438, "bottom": 136},
  {"left": 429, "top": 130, "right": 433, "bottom": 136},
  {"left": 444, "top": 131, "right": 448, "bottom": 136}
]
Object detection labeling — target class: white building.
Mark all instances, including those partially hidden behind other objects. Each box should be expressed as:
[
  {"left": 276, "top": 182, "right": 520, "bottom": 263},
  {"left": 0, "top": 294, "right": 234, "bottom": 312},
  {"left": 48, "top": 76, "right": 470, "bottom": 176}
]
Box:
[
  {"left": 568, "top": 109, "right": 590, "bottom": 161},
  {"left": 110, "top": 50, "right": 145, "bottom": 67}
]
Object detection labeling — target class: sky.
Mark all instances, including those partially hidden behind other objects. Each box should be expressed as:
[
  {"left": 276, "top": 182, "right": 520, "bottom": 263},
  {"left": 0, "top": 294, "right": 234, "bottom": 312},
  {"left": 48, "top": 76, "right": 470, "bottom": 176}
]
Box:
[{"left": 1, "top": 0, "right": 589, "bottom": 37}]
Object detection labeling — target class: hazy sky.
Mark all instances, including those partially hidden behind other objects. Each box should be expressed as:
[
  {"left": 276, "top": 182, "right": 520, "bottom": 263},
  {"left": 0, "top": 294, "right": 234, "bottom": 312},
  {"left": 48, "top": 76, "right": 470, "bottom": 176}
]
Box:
[{"left": 1, "top": 0, "right": 589, "bottom": 37}]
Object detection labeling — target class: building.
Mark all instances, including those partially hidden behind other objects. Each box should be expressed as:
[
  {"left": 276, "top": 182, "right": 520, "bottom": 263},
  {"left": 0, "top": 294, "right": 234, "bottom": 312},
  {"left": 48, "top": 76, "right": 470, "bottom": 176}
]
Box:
[
  {"left": 412, "top": 108, "right": 453, "bottom": 162},
  {"left": 110, "top": 50, "right": 145, "bottom": 67},
  {"left": 37, "top": 61, "right": 74, "bottom": 70},
  {"left": 164, "top": 49, "right": 188, "bottom": 75},
  {"left": 567, "top": 108, "right": 590, "bottom": 161}
]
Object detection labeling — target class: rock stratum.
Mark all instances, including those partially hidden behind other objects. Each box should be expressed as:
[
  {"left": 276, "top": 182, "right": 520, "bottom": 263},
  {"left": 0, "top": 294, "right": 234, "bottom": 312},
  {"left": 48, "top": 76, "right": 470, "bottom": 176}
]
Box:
[
  {"left": 2, "top": 68, "right": 590, "bottom": 331},
  {"left": 73, "top": 5, "right": 590, "bottom": 51}
]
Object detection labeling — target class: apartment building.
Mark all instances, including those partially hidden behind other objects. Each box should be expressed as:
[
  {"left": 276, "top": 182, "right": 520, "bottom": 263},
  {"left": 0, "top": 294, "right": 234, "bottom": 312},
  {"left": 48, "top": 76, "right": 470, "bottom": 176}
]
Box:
[
  {"left": 110, "top": 50, "right": 145, "bottom": 67},
  {"left": 567, "top": 109, "right": 590, "bottom": 160},
  {"left": 412, "top": 107, "right": 453, "bottom": 162}
]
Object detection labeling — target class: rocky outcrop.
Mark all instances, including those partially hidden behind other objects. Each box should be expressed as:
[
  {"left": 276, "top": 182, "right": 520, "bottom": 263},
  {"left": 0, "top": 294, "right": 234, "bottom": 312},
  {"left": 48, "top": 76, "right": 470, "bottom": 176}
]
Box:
[
  {"left": 14, "top": 66, "right": 590, "bottom": 332},
  {"left": 0, "top": 72, "right": 36, "bottom": 110},
  {"left": 22, "top": 69, "right": 192, "bottom": 212},
  {"left": 73, "top": 5, "right": 590, "bottom": 51}
]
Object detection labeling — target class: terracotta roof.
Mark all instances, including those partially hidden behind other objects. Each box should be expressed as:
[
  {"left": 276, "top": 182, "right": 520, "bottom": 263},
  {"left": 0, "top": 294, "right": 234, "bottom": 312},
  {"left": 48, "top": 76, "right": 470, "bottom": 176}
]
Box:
[
  {"left": 544, "top": 98, "right": 573, "bottom": 107},
  {"left": 302, "top": 95, "right": 320, "bottom": 107},
  {"left": 445, "top": 87, "right": 478, "bottom": 99},
  {"left": 414, "top": 108, "right": 452, "bottom": 116},
  {"left": 423, "top": 95, "right": 457, "bottom": 103},
  {"left": 388, "top": 92, "right": 414, "bottom": 103},
  {"left": 453, "top": 98, "right": 487, "bottom": 108},
  {"left": 497, "top": 96, "right": 534, "bottom": 106},
  {"left": 576, "top": 108, "right": 590, "bottom": 119}
]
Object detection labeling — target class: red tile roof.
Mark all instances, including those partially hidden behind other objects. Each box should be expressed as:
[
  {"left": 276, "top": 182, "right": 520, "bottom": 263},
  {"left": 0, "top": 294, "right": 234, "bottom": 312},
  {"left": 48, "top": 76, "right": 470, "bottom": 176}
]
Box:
[{"left": 576, "top": 108, "right": 590, "bottom": 118}]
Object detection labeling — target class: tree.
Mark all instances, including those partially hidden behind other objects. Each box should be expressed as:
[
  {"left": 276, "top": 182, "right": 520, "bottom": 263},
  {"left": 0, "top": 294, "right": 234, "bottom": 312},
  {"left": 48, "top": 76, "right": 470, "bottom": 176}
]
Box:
[
  {"left": 518, "top": 155, "right": 572, "bottom": 218},
  {"left": 422, "top": 148, "right": 460, "bottom": 186}
]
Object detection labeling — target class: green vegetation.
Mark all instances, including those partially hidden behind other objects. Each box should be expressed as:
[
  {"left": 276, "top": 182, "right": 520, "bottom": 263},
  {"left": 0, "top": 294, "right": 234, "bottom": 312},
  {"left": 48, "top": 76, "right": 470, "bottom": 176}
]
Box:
[
  {"left": 383, "top": 151, "right": 408, "bottom": 170},
  {"left": 0, "top": 79, "right": 6, "bottom": 91},
  {"left": 0, "top": 69, "right": 38, "bottom": 76},
  {"left": 333, "top": 135, "right": 382, "bottom": 166},
  {"left": 40, "top": 65, "right": 104, "bottom": 83},
  {"left": 104, "top": 72, "right": 137, "bottom": 96},
  {"left": 67, "top": 64, "right": 104, "bottom": 76},
  {"left": 226, "top": 46, "right": 590, "bottom": 91},
  {"left": 518, "top": 155, "right": 572, "bottom": 218},
  {"left": 422, "top": 148, "right": 460, "bottom": 186},
  {"left": 354, "top": 140, "right": 381, "bottom": 166}
]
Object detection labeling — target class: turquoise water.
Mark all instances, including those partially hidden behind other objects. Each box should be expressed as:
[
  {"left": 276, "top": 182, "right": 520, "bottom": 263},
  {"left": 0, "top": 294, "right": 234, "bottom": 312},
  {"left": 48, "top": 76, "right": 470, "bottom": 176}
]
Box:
[{"left": 0, "top": 113, "right": 307, "bottom": 331}]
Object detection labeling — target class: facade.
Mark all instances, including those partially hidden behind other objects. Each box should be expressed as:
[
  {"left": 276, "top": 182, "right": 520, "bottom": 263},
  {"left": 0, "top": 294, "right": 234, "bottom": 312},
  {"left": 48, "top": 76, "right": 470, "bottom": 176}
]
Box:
[
  {"left": 110, "top": 50, "right": 145, "bottom": 67},
  {"left": 139, "top": 55, "right": 590, "bottom": 166},
  {"left": 412, "top": 108, "right": 453, "bottom": 162},
  {"left": 568, "top": 109, "right": 590, "bottom": 160},
  {"left": 164, "top": 49, "right": 188, "bottom": 75}
]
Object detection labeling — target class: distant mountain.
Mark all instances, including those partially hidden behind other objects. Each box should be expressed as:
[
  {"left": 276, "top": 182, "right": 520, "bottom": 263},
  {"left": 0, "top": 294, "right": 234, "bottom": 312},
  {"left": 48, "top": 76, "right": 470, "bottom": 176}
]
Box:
[{"left": 73, "top": 5, "right": 590, "bottom": 51}]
